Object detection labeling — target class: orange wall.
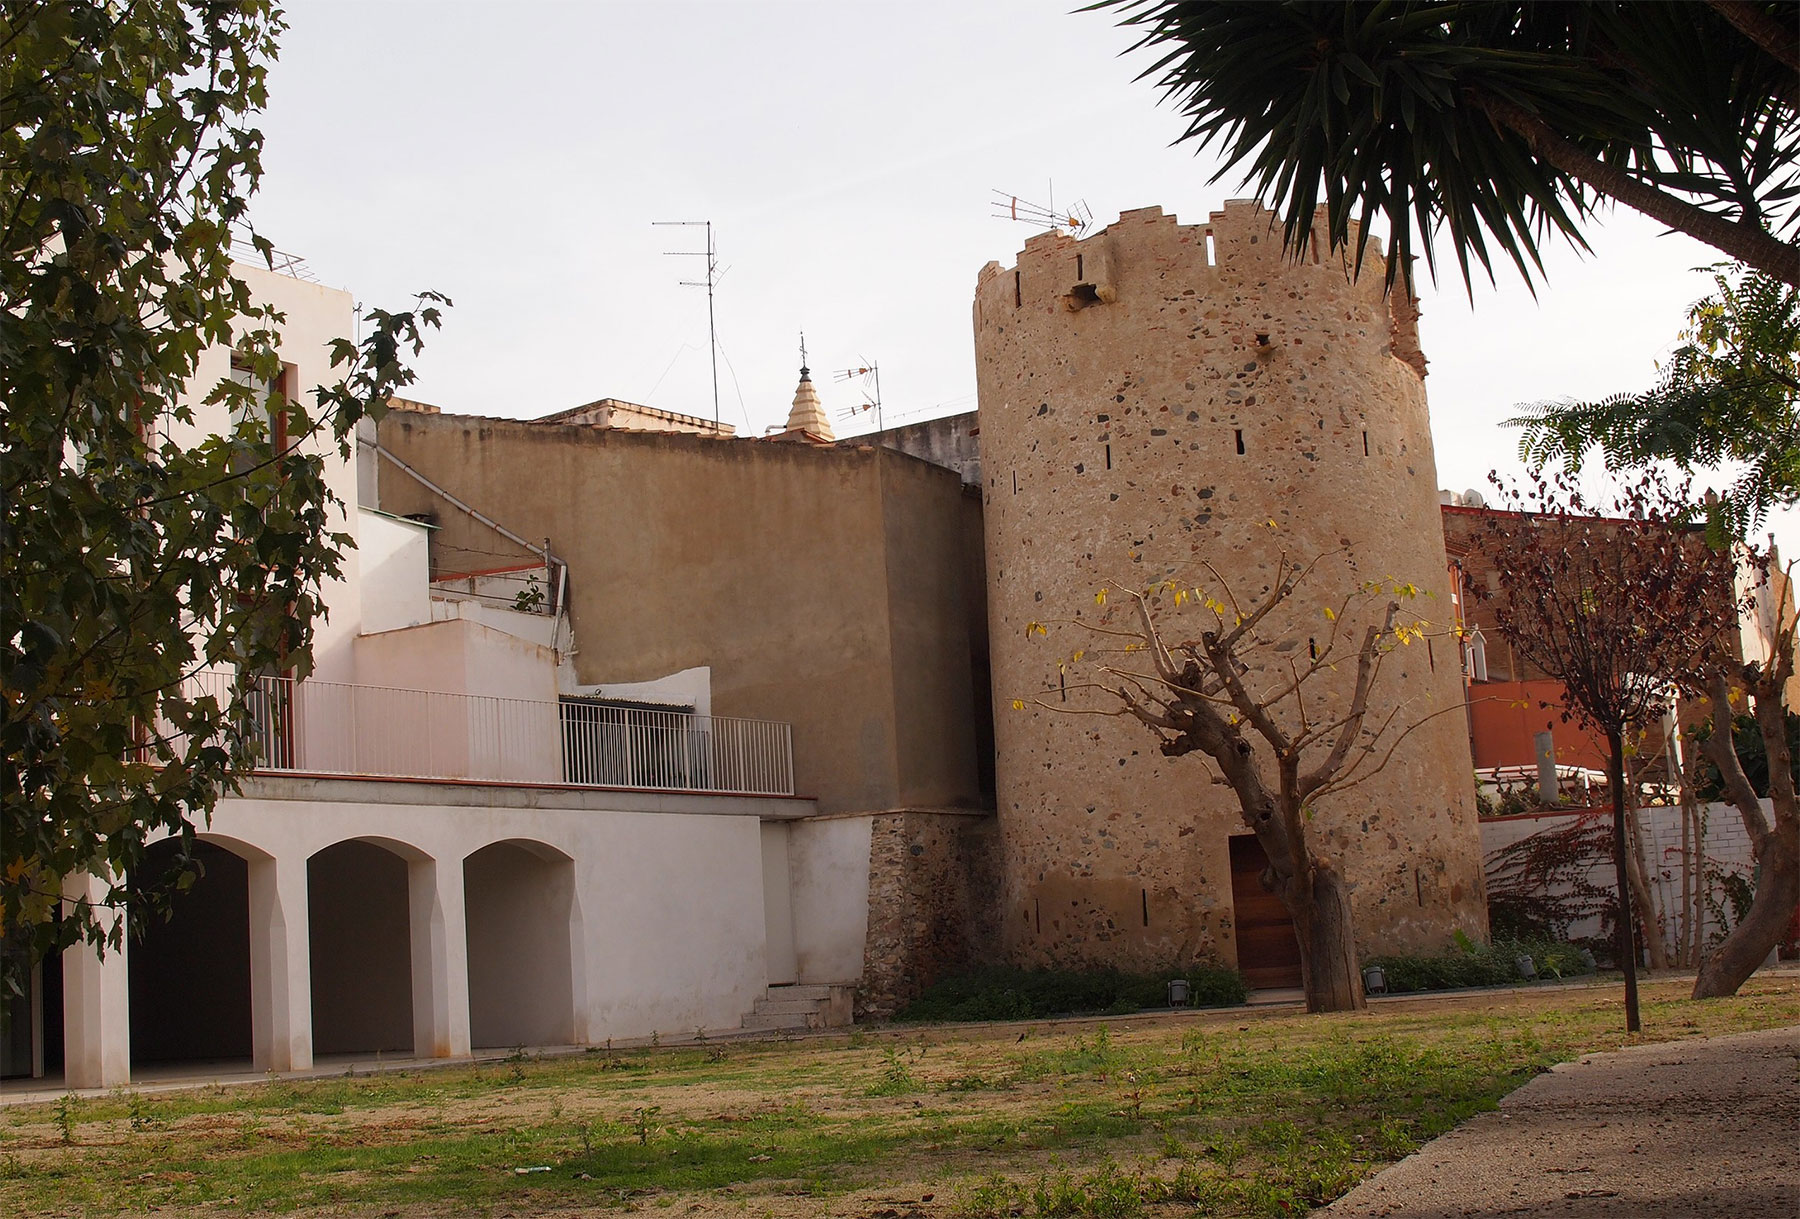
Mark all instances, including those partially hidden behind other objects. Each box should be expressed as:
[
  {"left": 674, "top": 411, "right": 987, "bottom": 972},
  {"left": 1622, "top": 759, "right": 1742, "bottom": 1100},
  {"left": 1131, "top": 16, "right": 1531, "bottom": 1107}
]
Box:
[{"left": 1466, "top": 679, "right": 1609, "bottom": 771}]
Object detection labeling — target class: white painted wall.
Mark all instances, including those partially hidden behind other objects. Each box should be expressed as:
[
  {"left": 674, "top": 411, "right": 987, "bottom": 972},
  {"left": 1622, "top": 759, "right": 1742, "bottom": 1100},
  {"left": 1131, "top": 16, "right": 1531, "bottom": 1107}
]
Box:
[
  {"left": 347, "top": 619, "right": 560, "bottom": 780},
  {"left": 358, "top": 510, "right": 432, "bottom": 635},
  {"left": 788, "top": 816, "right": 875, "bottom": 984},
  {"left": 190, "top": 790, "right": 775, "bottom": 1049},
  {"left": 573, "top": 666, "right": 713, "bottom": 717},
  {"left": 164, "top": 267, "right": 366, "bottom": 683},
  {"left": 1480, "top": 800, "right": 1766, "bottom": 959}
]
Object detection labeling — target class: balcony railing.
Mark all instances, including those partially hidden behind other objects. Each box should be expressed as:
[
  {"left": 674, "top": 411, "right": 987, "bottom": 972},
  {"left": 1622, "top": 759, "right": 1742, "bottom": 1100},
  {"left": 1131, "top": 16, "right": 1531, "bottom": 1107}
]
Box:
[{"left": 187, "top": 671, "right": 794, "bottom": 796}]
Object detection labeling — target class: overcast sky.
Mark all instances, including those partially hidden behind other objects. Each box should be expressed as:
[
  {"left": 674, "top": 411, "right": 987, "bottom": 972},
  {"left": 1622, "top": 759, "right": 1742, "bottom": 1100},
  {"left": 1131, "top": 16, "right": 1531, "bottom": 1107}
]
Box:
[{"left": 250, "top": 0, "right": 1796, "bottom": 554}]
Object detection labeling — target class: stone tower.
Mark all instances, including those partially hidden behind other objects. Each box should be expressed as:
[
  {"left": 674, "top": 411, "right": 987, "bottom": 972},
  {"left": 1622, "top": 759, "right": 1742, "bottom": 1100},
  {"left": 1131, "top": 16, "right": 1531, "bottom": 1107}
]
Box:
[{"left": 972, "top": 202, "right": 1486, "bottom": 977}]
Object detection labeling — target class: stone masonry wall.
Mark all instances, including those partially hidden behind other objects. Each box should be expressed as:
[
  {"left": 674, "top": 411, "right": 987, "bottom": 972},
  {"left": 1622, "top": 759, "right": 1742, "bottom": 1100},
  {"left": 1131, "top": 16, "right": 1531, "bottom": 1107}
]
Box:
[
  {"left": 972, "top": 202, "right": 1489, "bottom": 974},
  {"left": 859, "top": 810, "right": 1001, "bottom": 1019}
]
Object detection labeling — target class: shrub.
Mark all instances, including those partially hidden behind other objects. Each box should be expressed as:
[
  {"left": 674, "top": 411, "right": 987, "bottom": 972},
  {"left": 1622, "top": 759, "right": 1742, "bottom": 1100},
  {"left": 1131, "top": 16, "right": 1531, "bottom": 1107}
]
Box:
[
  {"left": 1362, "top": 935, "right": 1595, "bottom": 995},
  {"left": 896, "top": 963, "right": 1246, "bottom": 1023}
]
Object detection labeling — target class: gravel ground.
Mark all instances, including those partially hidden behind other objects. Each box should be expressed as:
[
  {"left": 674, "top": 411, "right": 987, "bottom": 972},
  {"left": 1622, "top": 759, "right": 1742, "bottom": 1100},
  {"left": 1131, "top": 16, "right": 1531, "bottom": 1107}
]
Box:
[{"left": 1317, "top": 1024, "right": 1800, "bottom": 1218}]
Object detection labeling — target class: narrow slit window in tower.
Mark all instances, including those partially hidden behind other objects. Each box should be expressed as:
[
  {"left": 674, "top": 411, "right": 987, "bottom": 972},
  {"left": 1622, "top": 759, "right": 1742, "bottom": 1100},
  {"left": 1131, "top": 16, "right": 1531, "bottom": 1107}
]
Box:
[
  {"left": 1076, "top": 253, "right": 1083, "bottom": 280},
  {"left": 1362, "top": 430, "right": 1370, "bottom": 456},
  {"left": 1234, "top": 428, "right": 1245, "bottom": 455},
  {"left": 1104, "top": 444, "right": 1112, "bottom": 470},
  {"left": 1014, "top": 270, "right": 1022, "bottom": 308},
  {"left": 1012, "top": 470, "right": 1019, "bottom": 495},
  {"left": 1141, "top": 889, "right": 1149, "bottom": 927},
  {"left": 1205, "top": 232, "right": 1217, "bottom": 266}
]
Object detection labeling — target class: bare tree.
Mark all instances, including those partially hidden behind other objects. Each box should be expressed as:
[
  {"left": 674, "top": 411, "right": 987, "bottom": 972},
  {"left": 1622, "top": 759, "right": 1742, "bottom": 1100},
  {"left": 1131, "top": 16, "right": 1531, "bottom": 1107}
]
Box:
[
  {"left": 1473, "top": 471, "right": 1747, "bottom": 1030},
  {"left": 1026, "top": 549, "right": 1453, "bottom": 1013}
]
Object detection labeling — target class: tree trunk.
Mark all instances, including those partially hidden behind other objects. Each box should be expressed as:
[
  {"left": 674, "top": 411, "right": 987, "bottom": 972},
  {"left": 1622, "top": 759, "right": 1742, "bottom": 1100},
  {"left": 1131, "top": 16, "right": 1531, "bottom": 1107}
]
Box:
[
  {"left": 1694, "top": 666, "right": 1800, "bottom": 998},
  {"left": 1692, "top": 831, "right": 1799, "bottom": 996},
  {"left": 1607, "top": 732, "right": 1642, "bottom": 1032},
  {"left": 1248, "top": 800, "right": 1365, "bottom": 1014},
  {"left": 1621, "top": 774, "right": 1671, "bottom": 970},
  {"left": 1472, "top": 91, "right": 1800, "bottom": 288},
  {"left": 1295, "top": 856, "right": 1367, "bottom": 1014}
]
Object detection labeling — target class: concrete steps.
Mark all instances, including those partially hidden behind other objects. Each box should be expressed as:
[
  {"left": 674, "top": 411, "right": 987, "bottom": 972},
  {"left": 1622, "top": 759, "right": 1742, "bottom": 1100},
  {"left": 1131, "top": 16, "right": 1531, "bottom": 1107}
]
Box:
[{"left": 740, "top": 983, "right": 854, "bottom": 1032}]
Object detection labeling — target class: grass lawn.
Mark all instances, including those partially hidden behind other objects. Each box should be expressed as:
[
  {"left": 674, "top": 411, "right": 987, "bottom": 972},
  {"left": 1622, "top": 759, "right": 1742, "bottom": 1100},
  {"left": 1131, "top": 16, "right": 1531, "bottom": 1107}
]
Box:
[{"left": 1, "top": 974, "right": 1794, "bottom": 1217}]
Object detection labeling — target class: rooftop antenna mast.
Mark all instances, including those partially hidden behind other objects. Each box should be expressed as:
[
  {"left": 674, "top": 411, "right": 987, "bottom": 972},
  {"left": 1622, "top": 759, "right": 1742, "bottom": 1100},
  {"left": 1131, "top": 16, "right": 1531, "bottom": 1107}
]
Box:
[
  {"left": 835, "top": 359, "right": 882, "bottom": 433},
  {"left": 653, "top": 220, "right": 721, "bottom": 423},
  {"left": 990, "top": 188, "right": 1092, "bottom": 236}
]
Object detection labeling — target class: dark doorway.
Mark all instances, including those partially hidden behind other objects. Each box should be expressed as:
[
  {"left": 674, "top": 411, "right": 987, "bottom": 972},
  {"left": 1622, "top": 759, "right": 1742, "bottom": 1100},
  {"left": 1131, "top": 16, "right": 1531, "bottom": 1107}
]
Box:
[
  {"left": 308, "top": 841, "right": 414, "bottom": 1054},
  {"left": 1, "top": 931, "right": 58, "bottom": 1079},
  {"left": 129, "top": 840, "right": 254, "bottom": 1063},
  {"left": 1229, "top": 835, "right": 1303, "bottom": 989}
]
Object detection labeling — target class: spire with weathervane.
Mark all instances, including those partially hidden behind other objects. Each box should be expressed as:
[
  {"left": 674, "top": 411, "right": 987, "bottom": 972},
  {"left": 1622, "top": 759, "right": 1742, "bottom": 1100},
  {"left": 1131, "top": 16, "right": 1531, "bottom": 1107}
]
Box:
[{"left": 783, "top": 330, "right": 834, "bottom": 441}]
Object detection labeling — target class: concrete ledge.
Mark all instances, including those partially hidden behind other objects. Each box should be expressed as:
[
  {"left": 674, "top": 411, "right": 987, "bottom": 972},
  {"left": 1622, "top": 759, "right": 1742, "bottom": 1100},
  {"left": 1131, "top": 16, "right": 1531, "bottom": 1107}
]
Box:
[{"left": 238, "top": 773, "right": 819, "bottom": 819}]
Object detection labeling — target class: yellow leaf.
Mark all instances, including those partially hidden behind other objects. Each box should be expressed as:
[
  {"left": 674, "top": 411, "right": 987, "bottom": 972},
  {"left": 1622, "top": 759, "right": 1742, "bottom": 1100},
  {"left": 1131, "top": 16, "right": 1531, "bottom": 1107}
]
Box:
[
  {"left": 1072, "top": 650, "right": 1086, "bottom": 663},
  {"left": 1095, "top": 588, "right": 1108, "bottom": 606},
  {"left": 1323, "top": 606, "right": 1336, "bottom": 621},
  {"left": 1011, "top": 699, "right": 1025, "bottom": 711}
]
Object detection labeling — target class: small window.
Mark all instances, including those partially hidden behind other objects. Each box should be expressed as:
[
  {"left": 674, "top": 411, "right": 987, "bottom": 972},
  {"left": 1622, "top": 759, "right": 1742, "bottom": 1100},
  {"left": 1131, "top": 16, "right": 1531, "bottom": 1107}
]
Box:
[{"left": 229, "top": 353, "right": 289, "bottom": 469}]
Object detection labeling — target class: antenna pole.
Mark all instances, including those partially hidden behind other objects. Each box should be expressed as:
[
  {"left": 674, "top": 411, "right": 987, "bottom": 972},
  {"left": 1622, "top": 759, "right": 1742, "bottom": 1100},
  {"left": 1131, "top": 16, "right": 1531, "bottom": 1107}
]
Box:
[
  {"left": 704, "top": 221, "right": 719, "bottom": 424},
  {"left": 654, "top": 219, "right": 722, "bottom": 423}
]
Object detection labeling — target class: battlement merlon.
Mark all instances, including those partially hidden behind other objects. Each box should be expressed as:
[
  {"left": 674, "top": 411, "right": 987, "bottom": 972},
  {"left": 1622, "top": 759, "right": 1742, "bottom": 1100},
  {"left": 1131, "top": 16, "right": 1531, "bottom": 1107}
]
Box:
[{"left": 973, "top": 201, "right": 1425, "bottom": 379}]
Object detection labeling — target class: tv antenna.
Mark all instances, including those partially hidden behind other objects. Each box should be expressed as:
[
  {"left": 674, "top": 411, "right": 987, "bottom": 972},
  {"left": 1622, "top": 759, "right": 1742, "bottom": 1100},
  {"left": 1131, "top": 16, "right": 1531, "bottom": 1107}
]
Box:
[
  {"left": 653, "top": 219, "right": 721, "bottom": 422},
  {"left": 835, "top": 359, "right": 882, "bottom": 433},
  {"left": 991, "top": 187, "right": 1092, "bottom": 236}
]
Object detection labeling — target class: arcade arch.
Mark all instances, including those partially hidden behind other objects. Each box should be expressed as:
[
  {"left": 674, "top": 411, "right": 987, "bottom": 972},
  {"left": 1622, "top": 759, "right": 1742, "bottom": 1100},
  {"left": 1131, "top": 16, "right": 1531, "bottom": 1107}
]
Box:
[
  {"left": 307, "top": 838, "right": 419, "bottom": 1055},
  {"left": 463, "top": 840, "right": 577, "bottom": 1049}
]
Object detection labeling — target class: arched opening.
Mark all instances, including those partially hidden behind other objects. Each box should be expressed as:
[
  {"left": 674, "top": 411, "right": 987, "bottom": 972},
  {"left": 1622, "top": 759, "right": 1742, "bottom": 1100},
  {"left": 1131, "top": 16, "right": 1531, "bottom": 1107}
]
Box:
[
  {"left": 308, "top": 840, "right": 414, "bottom": 1054},
  {"left": 129, "top": 839, "right": 254, "bottom": 1065},
  {"left": 1, "top": 926, "right": 61, "bottom": 1080},
  {"left": 463, "top": 840, "right": 575, "bottom": 1049}
]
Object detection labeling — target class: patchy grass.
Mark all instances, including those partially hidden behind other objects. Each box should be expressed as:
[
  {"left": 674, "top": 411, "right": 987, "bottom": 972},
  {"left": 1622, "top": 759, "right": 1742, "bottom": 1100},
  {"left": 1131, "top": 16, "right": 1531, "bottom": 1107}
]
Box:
[{"left": 0, "top": 975, "right": 1793, "bottom": 1217}]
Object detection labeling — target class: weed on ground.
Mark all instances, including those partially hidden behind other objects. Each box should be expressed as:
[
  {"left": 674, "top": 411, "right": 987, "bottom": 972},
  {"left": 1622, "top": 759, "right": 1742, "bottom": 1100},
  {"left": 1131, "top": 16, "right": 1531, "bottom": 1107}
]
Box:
[{"left": 0, "top": 974, "right": 1792, "bottom": 1217}]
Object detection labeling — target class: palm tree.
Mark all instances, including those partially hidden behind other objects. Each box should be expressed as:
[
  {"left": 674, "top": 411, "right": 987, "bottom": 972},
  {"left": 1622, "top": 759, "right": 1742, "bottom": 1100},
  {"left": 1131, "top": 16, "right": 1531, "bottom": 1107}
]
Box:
[{"left": 1102, "top": 1, "right": 1800, "bottom": 290}]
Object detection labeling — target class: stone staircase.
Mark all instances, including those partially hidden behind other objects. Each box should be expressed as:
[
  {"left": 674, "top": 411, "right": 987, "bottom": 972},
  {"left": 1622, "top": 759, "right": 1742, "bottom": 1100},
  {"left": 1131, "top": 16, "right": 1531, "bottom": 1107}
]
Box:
[{"left": 740, "top": 983, "right": 854, "bottom": 1032}]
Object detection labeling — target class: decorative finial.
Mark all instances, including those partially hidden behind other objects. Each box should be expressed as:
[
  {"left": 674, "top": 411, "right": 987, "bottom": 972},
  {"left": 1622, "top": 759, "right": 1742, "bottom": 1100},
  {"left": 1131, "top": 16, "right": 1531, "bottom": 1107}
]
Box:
[{"left": 799, "top": 329, "right": 810, "bottom": 380}]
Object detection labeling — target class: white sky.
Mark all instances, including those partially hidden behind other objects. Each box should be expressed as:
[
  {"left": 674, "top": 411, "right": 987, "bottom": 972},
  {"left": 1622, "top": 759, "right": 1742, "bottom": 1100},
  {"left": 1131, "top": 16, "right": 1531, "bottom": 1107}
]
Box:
[{"left": 251, "top": 0, "right": 1796, "bottom": 554}]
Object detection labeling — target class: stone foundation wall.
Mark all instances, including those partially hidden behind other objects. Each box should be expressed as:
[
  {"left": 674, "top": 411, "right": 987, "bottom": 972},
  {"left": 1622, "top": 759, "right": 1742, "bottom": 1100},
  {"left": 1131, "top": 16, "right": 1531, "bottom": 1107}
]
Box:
[{"left": 859, "top": 809, "right": 1001, "bottom": 1019}]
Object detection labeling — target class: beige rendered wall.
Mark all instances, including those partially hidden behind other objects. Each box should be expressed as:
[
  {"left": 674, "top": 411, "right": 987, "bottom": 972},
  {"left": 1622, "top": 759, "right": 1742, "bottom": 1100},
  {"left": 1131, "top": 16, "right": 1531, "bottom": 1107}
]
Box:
[
  {"left": 881, "top": 454, "right": 984, "bottom": 810},
  {"left": 973, "top": 202, "right": 1487, "bottom": 972},
  {"left": 374, "top": 417, "right": 986, "bottom": 817}
]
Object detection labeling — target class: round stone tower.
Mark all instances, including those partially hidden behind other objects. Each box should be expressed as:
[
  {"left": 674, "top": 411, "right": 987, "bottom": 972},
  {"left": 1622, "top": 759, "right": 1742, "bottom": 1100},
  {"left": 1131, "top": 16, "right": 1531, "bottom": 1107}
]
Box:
[{"left": 972, "top": 202, "right": 1486, "bottom": 979}]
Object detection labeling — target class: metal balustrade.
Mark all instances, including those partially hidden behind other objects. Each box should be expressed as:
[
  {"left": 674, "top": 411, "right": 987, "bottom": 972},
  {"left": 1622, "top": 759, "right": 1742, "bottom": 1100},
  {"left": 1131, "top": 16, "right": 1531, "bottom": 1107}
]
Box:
[{"left": 185, "top": 670, "right": 794, "bottom": 795}]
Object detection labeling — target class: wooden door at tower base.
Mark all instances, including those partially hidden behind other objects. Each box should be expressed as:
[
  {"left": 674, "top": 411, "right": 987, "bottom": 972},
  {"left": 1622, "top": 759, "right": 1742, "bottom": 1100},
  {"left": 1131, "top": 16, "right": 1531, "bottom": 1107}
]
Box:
[{"left": 1229, "top": 835, "right": 1303, "bottom": 989}]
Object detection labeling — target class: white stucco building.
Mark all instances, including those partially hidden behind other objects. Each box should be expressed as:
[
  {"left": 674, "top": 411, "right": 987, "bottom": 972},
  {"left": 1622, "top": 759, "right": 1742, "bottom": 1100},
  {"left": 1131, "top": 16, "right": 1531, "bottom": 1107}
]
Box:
[{"left": 4, "top": 263, "right": 872, "bottom": 1089}]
